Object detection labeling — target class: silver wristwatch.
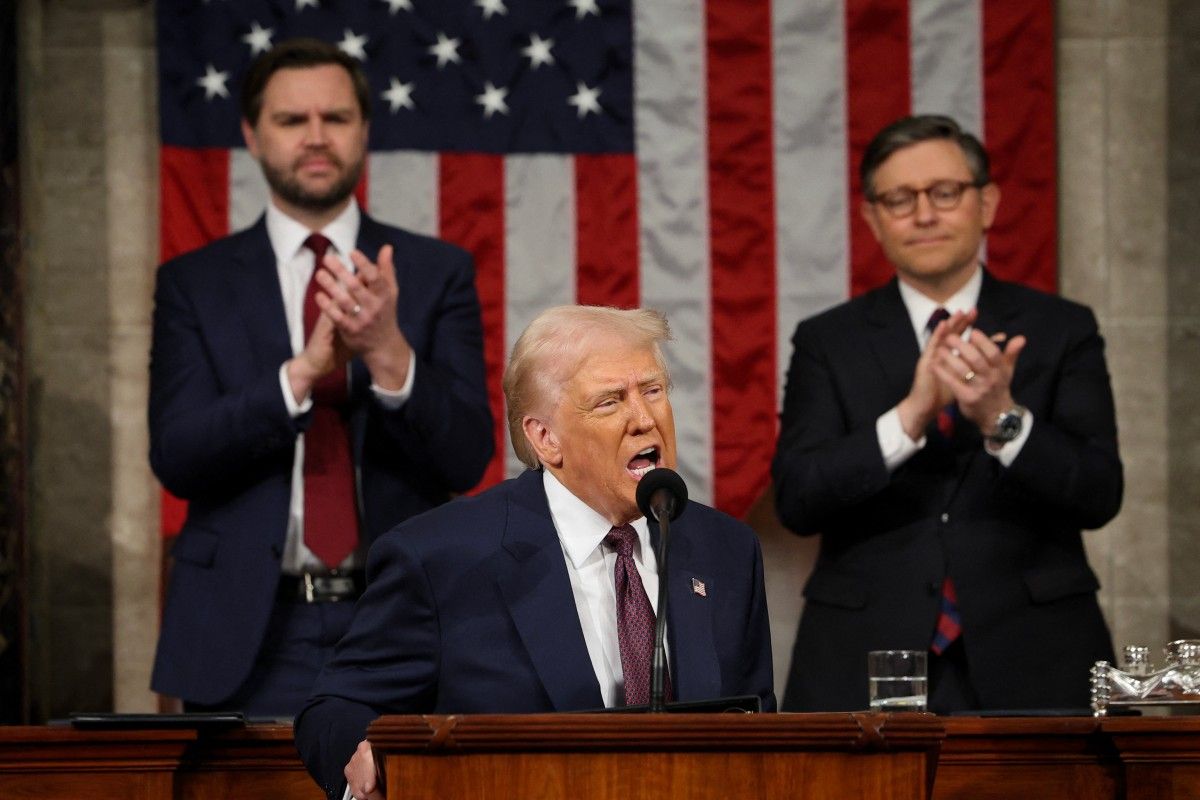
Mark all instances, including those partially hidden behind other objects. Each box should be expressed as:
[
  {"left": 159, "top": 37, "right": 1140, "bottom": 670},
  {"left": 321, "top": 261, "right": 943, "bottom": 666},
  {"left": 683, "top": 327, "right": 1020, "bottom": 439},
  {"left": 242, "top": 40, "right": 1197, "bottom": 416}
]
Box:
[{"left": 985, "top": 405, "right": 1026, "bottom": 444}]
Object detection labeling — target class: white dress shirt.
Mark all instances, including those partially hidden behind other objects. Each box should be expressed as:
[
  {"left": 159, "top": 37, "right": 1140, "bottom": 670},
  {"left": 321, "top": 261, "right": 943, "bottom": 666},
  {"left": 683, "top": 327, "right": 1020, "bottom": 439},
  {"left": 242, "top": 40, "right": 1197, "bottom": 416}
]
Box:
[
  {"left": 264, "top": 201, "right": 416, "bottom": 574},
  {"left": 542, "top": 469, "right": 667, "bottom": 709},
  {"left": 875, "top": 266, "right": 1032, "bottom": 471}
]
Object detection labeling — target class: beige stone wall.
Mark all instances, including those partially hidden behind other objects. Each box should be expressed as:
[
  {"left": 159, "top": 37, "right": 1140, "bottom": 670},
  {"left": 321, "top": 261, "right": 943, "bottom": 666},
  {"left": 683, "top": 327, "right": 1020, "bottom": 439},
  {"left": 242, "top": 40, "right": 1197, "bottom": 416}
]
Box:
[
  {"left": 20, "top": 0, "right": 158, "bottom": 716},
  {"left": 14, "top": 0, "right": 1197, "bottom": 715}
]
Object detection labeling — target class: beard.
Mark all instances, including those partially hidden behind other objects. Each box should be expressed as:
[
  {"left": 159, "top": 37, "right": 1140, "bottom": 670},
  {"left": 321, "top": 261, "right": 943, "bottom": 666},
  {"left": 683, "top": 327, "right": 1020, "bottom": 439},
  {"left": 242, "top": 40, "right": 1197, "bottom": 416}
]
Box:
[{"left": 260, "top": 150, "right": 364, "bottom": 213}]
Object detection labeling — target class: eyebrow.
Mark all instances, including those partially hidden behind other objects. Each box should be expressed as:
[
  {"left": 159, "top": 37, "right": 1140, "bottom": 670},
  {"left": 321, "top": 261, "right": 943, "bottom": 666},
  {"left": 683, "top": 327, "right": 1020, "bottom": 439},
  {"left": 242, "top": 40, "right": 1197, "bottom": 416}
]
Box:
[{"left": 583, "top": 373, "right": 667, "bottom": 403}]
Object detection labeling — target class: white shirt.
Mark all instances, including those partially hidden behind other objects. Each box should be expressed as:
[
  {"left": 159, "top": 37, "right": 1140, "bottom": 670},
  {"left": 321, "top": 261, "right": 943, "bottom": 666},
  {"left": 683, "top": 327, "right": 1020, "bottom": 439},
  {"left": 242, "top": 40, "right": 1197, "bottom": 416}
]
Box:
[
  {"left": 264, "top": 201, "right": 415, "bottom": 574},
  {"left": 542, "top": 469, "right": 666, "bottom": 709},
  {"left": 875, "top": 266, "right": 1032, "bottom": 470}
]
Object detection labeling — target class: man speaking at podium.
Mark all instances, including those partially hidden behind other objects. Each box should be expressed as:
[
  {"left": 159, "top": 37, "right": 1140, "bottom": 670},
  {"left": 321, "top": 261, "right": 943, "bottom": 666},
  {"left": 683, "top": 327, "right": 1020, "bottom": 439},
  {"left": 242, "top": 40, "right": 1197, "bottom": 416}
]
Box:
[{"left": 295, "top": 306, "right": 775, "bottom": 800}]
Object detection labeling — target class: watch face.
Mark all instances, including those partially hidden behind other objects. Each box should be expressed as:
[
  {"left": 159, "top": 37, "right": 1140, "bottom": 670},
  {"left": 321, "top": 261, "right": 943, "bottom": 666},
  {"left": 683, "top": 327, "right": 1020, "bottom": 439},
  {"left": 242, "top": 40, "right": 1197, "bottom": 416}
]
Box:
[{"left": 993, "top": 411, "right": 1022, "bottom": 442}]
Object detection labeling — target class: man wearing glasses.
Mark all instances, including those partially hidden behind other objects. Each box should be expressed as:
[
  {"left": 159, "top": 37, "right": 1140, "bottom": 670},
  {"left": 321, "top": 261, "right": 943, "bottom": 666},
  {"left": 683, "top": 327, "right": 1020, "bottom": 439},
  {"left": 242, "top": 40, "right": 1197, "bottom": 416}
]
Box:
[{"left": 773, "top": 115, "right": 1121, "bottom": 713}]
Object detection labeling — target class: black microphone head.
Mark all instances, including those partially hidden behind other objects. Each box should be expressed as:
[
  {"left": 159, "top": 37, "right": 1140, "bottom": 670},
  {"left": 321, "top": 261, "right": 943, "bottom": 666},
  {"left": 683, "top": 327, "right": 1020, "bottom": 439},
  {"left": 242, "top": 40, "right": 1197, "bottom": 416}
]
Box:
[{"left": 636, "top": 467, "right": 688, "bottom": 522}]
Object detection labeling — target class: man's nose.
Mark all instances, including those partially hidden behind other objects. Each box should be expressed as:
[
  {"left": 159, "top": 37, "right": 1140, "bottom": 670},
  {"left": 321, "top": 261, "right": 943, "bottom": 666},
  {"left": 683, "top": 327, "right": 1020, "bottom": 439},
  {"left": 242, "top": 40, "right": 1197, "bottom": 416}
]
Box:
[
  {"left": 912, "top": 190, "right": 938, "bottom": 224},
  {"left": 303, "top": 117, "right": 327, "bottom": 145},
  {"left": 627, "top": 396, "right": 656, "bottom": 433}
]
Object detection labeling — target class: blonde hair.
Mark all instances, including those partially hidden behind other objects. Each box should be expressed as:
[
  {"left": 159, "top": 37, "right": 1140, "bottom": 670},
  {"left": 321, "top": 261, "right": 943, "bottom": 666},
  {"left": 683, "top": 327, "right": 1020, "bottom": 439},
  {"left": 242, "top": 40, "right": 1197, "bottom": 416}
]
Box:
[{"left": 503, "top": 306, "right": 672, "bottom": 469}]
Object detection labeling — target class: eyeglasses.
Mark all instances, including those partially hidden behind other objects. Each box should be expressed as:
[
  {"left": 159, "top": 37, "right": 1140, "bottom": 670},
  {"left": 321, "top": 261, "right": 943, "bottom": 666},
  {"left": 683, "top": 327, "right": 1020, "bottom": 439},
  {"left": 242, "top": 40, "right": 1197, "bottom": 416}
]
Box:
[{"left": 869, "top": 179, "right": 985, "bottom": 218}]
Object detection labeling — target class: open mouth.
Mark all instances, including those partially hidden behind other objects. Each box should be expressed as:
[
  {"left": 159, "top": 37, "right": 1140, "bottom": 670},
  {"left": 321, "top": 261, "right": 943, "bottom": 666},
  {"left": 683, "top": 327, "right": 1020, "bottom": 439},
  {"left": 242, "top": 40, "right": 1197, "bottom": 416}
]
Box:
[{"left": 627, "top": 446, "right": 660, "bottom": 479}]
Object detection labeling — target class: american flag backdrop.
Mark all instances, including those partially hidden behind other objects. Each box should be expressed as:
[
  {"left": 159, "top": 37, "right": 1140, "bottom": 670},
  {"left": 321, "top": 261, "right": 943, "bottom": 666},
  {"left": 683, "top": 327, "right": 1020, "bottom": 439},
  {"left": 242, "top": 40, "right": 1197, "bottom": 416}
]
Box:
[{"left": 156, "top": 0, "right": 1056, "bottom": 535}]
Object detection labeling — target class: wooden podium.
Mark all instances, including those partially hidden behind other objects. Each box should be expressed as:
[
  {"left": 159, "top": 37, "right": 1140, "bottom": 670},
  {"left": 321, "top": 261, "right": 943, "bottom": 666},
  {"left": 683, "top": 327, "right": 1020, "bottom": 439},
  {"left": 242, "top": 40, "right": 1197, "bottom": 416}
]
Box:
[{"left": 366, "top": 712, "right": 944, "bottom": 800}]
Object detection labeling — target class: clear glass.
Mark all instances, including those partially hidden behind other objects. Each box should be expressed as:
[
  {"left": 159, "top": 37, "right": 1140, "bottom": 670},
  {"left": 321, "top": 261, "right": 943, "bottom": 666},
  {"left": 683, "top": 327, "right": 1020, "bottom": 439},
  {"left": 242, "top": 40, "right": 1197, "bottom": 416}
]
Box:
[{"left": 867, "top": 650, "right": 927, "bottom": 711}]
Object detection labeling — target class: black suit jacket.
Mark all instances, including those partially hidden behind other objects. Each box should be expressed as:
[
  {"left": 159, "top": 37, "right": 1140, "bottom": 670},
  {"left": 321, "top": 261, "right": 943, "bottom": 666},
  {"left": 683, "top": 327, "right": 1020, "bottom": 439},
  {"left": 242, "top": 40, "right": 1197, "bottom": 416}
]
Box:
[
  {"left": 149, "top": 213, "right": 494, "bottom": 705},
  {"left": 294, "top": 469, "right": 776, "bottom": 800},
  {"left": 772, "top": 271, "right": 1120, "bottom": 711}
]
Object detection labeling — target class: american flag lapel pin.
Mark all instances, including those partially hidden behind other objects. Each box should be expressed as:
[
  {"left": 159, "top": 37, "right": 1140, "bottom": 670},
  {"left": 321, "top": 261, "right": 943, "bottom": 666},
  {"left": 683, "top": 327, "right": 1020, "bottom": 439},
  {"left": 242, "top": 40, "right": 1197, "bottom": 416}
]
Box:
[{"left": 691, "top": 577, "right": 707, "bottom": 597}]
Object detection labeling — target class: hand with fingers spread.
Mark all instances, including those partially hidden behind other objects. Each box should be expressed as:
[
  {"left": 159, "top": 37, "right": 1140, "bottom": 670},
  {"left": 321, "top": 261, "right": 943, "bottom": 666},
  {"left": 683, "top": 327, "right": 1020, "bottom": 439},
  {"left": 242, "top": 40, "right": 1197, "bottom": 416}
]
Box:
[
  {"left": 932, "top": 324, "right": 1027, "bottom": 434},
  {"left": 313, "top": 244, "right": 414, "bottom": 391},
  {"left": 896, "top": 308, "right": 974, "bottom": 440}
]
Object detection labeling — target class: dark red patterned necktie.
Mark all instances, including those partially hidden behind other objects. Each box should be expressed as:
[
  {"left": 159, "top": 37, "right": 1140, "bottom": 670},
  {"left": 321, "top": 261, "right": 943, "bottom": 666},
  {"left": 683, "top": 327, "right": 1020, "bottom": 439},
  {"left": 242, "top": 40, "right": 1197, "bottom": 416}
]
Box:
[
  {"left": 605, "top": 524, "right": 672, "bottom": 706},
  {"left": 301, "top": 233, "right": 359, "bottom": 568}
]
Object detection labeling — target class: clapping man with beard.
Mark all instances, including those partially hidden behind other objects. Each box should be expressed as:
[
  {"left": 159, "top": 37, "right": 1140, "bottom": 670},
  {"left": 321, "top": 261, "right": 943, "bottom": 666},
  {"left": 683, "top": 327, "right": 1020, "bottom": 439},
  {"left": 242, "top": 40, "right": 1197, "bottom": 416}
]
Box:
[{"left": 148, "top": 38, "right": 493, "bottom": 717}]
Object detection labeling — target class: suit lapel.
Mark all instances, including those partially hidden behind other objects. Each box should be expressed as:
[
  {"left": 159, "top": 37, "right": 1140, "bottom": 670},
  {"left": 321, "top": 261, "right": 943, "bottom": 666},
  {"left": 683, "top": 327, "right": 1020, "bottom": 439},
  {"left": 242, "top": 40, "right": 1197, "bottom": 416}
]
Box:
[
  {"left": 494, "top": 472, "right": 604, "bottom": 711},
  {"left": 229, "top": 219, "right": 292, "bottom": 371},
  {"left": 649, "top": 512, "right": 721, "bottom": 702},
  {"left": 863, "top": 280, "right": 922, "bottom": 403}
]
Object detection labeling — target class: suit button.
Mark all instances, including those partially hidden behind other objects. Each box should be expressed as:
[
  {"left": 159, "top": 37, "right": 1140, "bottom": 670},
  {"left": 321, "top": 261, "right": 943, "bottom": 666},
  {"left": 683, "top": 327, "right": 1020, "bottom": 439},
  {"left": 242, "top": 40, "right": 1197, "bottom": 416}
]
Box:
[{"left": 940, "top": 513, "right": 950, "bottom": 524}]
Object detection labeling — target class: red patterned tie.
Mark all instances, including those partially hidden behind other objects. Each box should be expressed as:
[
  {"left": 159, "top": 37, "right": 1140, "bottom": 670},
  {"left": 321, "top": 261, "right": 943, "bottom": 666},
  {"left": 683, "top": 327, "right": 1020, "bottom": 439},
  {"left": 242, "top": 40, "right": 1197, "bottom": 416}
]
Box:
[
  {"left": 926, "top": 308, "right": 956, "bottom": 438},
  {"left": 301, "top": 234, "right": 359, "bottom": 568},
  {"left": 925, "top": 307, "right": 963, "bottom": 653},
  {"left": 605, "top": 525, "right": 672, "bottom": 706}
]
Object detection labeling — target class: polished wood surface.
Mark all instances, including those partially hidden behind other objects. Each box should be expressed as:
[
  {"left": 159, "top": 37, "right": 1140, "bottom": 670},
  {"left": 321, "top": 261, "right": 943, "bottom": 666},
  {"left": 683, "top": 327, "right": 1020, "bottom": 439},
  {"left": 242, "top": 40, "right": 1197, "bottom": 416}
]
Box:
[
  {"left": 368, "top": 712, "right": 944, "bottom": 800},
  {"left": 0, "top": 723, "right": 321, "bottom": 800},
  {"left": 2, "top": 713, "right": 1200, "bottom": 799}
]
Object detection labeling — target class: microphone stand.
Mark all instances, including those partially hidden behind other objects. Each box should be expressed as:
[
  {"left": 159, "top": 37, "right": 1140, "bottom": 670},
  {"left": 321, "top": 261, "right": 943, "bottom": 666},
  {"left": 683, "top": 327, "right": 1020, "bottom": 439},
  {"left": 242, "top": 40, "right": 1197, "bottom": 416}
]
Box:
[{"left": 649, "top": 498, "right": 673, "bottom": 713}]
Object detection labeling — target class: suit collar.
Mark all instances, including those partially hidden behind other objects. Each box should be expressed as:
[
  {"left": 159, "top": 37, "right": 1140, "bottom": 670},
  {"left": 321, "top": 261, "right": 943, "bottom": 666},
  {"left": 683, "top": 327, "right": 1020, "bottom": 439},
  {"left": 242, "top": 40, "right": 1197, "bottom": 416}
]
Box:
[
  {"left": 972, "top": 267, "right": 1023, "bottom": 336},
  {"left": 495, "top": 471, "right": 606, "bottom": 711},
  {"left": 649, "top": 510, "right": 721, "bottom": 701},
  {"left": 863, "top": 280, "right": 923, "bottom": 402},
  {"left": 497, "top": 472, "right": 722, "bottom": 708},
  {"left": 231, "top": 218, "right": 292, "bottom": 369}
]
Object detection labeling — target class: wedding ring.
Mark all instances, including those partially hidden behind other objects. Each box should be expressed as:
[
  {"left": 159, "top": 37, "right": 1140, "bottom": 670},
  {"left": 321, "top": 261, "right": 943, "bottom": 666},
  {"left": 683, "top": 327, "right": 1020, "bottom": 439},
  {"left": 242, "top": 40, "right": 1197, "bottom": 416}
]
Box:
[
  {"left": 963, "top": 370, "right": 976, "bottom": 383},
  {"left": 351, "top": 304, "right": 362, "bottom": 317}
]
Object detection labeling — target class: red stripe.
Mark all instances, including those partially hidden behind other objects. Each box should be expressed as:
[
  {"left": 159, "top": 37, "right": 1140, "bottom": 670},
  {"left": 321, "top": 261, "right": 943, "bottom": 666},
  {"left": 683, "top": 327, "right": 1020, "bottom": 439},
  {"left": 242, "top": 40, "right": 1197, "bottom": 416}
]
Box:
[
  {"left": 575, "top": 154, "right": 639, "bottom": 308},
  {"left": 706, "top": 0, "right": 776, "bottom": 516},
  {"left": 159, "top": 145, "right": 229, "bottom": 263},
  {"left": 159, "top": 146, "right": 232, "bottom": 537},
  {"left": 438, "top": 153, "right": 507, "bottom": 491},
  {"left": 845, "top": 0, "right": 912, "bottom": 297},
  {"left": 982, "top": 1, "right": 1056, "bottom": 293}
]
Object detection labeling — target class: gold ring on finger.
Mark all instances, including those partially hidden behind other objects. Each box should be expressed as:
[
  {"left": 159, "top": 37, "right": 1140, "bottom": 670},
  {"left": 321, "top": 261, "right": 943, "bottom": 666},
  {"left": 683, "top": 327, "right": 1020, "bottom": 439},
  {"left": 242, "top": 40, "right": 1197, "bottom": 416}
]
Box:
[
  {"left": 963, "top": 370, "right": 976, "bottom": 383},
  {"left": 351, "top": 304, "right": 362, "bottom": 317}
]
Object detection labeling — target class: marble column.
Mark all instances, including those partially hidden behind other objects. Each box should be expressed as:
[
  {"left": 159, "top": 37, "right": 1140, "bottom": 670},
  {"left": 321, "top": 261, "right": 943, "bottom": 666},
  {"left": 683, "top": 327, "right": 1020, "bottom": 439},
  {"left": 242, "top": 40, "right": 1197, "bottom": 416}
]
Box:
[{"left": 19, "top": 0, "right": 158, "bottom": 717}]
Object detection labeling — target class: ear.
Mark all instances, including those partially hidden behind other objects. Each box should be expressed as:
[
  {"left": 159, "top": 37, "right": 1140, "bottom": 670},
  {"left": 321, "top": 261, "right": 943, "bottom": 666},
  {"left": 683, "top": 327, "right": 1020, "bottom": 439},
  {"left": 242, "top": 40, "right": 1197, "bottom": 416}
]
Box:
[
  {"left": 860, "top": 199, "right": 884, "bottom": 243},
  {"left": 979, "top": 182, "right": 1001, "bottom": 230},
  {"left": 522, "top": 416, "right": 563, "bottom": 468},
  {"left": 240, "top": 118, "right": 260, "bottom": 159}
]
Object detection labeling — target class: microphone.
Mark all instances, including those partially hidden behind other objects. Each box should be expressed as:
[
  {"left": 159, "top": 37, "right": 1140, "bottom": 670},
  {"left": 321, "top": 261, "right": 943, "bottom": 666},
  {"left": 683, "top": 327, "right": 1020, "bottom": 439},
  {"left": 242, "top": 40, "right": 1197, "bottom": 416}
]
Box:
[
  {"left": 635, "top": 468, "right": 688, "bottom": 712},
  {"left": 636, "top": 467, "right": 688, "bottom": 523}
]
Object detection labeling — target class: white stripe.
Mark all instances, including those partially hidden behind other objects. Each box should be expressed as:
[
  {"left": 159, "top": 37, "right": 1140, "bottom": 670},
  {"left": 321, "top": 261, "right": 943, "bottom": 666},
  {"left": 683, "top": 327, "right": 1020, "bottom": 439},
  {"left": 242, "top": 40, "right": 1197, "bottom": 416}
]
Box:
[
  {"left": 503, "top": 155, "right": 576, "bottom": 477},
  {"left": 772, "top": 0, "right": 851, "bottom": 406},
  {"left": 367, "top": 151, "right": 439, "bottom": 236},
  {"left": 910, "top": 0, "right": 984, "bottom": 138},
  {"left": 229, "top": 148, "right": 270, "bottom": 232},
  {"left": 633, "top": 1, "right": 713, "bottom": 504}
]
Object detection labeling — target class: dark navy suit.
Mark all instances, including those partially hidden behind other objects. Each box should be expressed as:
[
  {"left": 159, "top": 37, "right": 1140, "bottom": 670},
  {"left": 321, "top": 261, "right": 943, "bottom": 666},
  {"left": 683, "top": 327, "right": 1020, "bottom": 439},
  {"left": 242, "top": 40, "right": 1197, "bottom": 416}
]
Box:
[
  {"left": 293, "top": 469, "right": 776, "bottom": 799},
  {"left": 773, "top": 270, "right": 1120, "bottom": 712},
  {"left": 149, "top": 212, "right": 493, "bottom": 707}
]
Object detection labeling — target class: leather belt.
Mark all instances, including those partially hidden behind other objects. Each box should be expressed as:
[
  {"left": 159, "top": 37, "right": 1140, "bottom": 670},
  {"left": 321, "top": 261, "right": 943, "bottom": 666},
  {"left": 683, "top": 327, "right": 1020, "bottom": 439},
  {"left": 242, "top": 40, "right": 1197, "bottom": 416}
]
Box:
[{"left": 278, "top": 570, "right": 365, "bottom": 604}]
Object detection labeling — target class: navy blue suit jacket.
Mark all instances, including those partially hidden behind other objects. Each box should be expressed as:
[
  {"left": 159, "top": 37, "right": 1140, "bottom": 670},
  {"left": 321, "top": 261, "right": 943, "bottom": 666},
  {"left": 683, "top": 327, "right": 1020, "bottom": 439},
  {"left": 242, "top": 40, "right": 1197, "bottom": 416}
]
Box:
[
  {"left": 294, "top": 469, "right": 776, "bottom": 799},
  {"left": 773, "top": 271, "right": 1120, "bottom": 712},
  {"left": 149, "top": 213, "right": 493, "bottom": 705}
]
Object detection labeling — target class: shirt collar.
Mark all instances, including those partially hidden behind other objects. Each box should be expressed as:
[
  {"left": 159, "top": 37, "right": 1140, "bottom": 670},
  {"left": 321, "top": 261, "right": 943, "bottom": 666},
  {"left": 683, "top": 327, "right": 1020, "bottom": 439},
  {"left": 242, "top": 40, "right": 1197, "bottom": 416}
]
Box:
[
  {"left": 897, "top": 265, "right": 983, "bottom": 345},
  {"left": 264, "top": 200, "right": 361, "bottom": 266},
  {"left": 542, "top": 470, "right": 651, "bottom": 569}
]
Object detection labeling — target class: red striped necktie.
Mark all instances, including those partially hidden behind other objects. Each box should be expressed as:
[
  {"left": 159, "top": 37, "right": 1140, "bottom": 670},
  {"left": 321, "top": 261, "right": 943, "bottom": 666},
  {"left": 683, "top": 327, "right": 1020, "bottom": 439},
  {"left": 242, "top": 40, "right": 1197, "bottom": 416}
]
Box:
[
  {"left": 926, "top": 307, "right": 956, "bottom": 439},
  {"left": 925, "top": 307, "right": 963, "bottom": 653},
  {"left": 301, "top": 233, "right": 359, "bottom": 569}
]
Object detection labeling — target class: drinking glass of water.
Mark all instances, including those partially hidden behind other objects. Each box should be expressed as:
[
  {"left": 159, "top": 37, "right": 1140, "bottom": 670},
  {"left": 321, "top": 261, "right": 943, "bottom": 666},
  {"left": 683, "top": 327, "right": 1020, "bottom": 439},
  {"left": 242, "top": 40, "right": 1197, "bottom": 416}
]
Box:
[{"left": 867, "top": 650, "right": 927, "bottom": 711}]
